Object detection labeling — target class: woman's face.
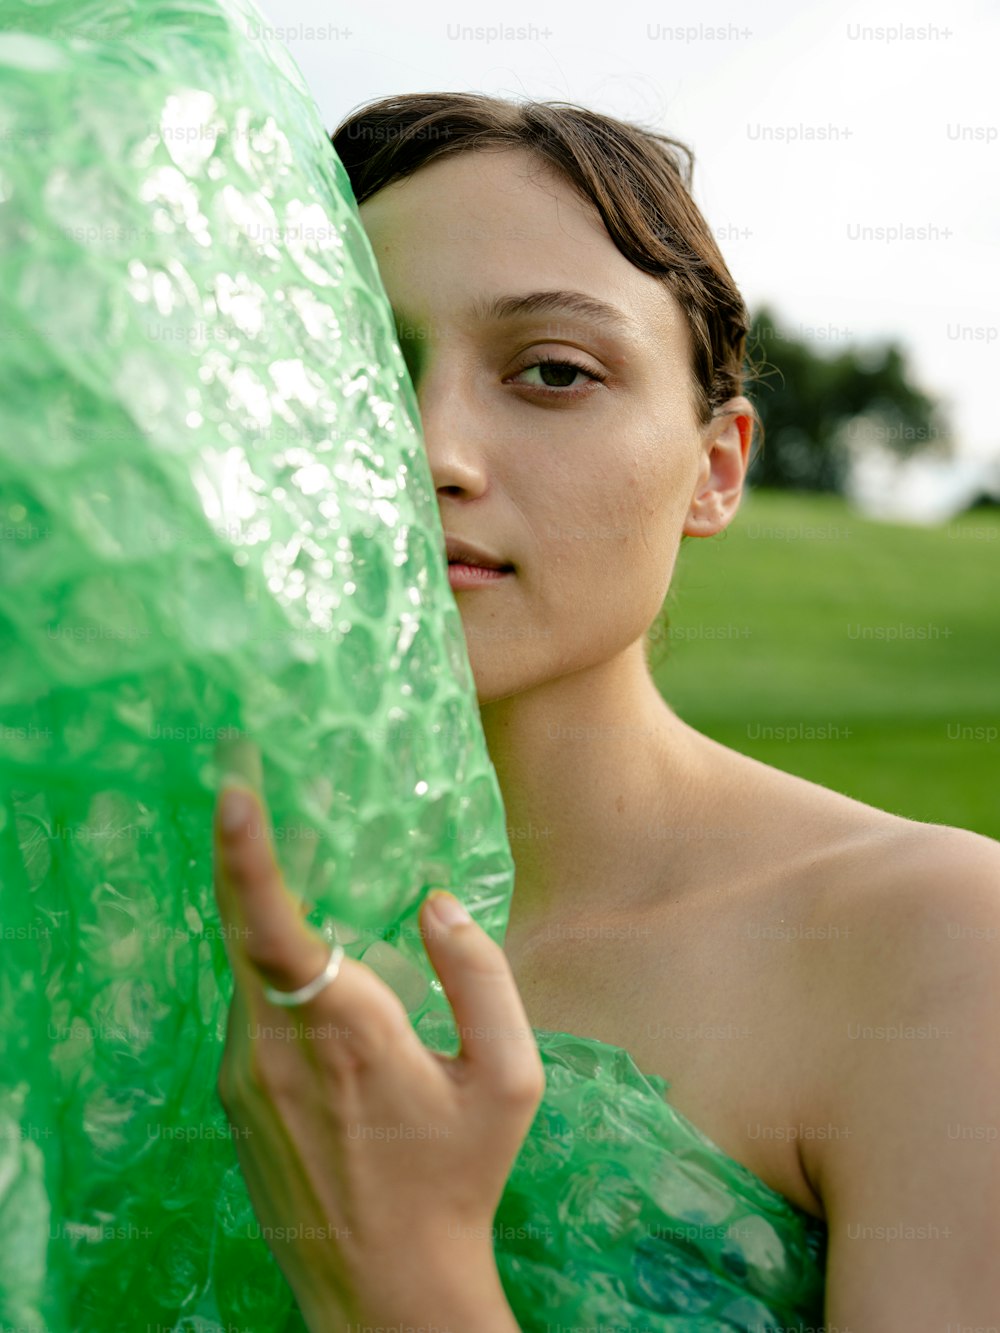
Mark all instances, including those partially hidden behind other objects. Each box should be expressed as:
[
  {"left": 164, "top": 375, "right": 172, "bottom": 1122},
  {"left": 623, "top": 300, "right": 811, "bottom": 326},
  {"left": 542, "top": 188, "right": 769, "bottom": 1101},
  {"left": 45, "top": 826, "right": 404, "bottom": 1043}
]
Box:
[{"left": 358, "top": 147, "right": 747, "bottom": 705}]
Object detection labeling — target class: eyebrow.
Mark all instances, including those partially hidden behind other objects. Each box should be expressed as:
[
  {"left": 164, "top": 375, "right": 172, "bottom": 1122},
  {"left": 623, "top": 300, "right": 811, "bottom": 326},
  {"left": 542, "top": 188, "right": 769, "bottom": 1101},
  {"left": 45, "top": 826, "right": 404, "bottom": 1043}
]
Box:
[{"left": 472, "top": 289, "right": 639, "bottom": 333}]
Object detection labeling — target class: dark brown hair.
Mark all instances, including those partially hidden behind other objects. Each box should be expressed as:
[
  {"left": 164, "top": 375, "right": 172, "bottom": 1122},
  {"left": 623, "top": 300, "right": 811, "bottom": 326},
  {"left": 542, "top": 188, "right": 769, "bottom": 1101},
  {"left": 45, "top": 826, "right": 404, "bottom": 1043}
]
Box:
[{"left": 331, "top": 92, "right": 756, "bottom": 433}]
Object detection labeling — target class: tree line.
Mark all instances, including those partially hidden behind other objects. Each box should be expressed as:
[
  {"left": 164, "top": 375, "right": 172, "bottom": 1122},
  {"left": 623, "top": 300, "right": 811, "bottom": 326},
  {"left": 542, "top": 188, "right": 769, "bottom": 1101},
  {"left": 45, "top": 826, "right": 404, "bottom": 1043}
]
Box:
[{"left": 744, "top": 307, "right": 948, "bottom": 493}]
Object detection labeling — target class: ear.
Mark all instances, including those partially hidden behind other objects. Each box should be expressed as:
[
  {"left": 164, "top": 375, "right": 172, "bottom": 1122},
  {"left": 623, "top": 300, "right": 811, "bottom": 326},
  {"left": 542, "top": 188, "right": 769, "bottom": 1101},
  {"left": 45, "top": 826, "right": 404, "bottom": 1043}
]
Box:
[{"left": 683, "top": 396, "right": 755, "bottom": 538}]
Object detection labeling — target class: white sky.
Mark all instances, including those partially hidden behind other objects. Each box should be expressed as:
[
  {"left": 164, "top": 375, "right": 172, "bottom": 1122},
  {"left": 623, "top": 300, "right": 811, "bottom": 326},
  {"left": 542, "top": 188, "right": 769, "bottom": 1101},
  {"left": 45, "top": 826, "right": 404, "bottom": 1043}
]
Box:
[{"left": 258, "top": 0, "right": 998, "bottom": 463}]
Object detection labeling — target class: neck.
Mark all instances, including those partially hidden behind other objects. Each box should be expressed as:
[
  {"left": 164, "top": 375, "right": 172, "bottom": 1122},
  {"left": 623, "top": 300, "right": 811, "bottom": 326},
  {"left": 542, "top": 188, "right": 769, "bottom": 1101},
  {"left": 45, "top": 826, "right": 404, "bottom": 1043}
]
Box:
[{"left": 478, "top": 643, "right": 707, "bottom": 937}]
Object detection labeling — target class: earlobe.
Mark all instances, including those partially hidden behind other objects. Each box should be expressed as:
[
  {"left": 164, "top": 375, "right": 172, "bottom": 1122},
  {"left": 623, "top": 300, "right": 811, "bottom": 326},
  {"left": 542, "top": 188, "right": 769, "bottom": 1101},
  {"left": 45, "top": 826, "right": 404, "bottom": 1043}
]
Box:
[{"left": 682, "top": 396, "right": 755, "bottom": 539}]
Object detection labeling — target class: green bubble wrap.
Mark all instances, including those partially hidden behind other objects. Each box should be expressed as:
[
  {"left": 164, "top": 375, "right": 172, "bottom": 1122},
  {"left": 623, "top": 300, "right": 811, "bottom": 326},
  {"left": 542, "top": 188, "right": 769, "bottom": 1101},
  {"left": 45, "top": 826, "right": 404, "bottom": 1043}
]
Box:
[
  {"left": 0, "top": 1, "right": 511, "bottom": 1327},
  {"left": 487, "top": 1029, "right": 827, "bottom": 1329},
  {"left": 0, "top": 2, "right": 828, "bottom": 1328}
]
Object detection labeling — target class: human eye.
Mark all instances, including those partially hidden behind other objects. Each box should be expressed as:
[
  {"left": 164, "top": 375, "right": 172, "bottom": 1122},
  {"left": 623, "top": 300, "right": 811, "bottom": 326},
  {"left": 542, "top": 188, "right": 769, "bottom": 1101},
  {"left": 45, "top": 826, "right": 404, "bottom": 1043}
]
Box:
[{"left": 507, "top": 354, "right": 606, "bottom": 397}]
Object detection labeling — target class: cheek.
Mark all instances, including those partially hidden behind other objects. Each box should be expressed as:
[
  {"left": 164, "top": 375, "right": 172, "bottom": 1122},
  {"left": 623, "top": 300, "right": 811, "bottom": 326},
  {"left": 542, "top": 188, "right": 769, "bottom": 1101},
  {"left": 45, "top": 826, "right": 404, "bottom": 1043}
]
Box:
[
  {"left": 534, "top": 449, "right": 687, "bottom": 628},
  {"left": 635, "top": 421, "right": 701, "bottom": 524},
  {"left": 490, "top": 410, "right": 699, "bottom": 666},
  {"left": 596, "top": 442, "right": 690, "bottom": 572}
]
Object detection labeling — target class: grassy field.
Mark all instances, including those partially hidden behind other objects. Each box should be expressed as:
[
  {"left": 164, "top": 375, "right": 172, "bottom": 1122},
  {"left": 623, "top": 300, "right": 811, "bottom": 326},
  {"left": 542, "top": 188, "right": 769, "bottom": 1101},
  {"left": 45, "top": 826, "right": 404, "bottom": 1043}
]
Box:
[{"left": 651, "top": 489, "right": 1000, "bottom": 842}]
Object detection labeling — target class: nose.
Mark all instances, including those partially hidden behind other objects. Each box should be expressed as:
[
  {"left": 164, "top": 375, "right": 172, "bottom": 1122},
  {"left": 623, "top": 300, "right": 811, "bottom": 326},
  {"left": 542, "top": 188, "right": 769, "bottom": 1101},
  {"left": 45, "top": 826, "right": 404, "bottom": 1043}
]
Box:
[{"left": 412, "top": 363, "right": 492, "bottom": 502}]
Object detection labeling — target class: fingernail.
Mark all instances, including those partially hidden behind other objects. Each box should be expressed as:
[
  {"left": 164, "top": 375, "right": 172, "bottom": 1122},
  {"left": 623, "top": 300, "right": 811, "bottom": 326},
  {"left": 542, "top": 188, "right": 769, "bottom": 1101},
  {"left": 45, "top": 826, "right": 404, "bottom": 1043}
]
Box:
[
  {"left": 219, "top": 783, "right": 255, "bottom": 834},
  {"left": 427, "top": 890, "right": 471, "bottom": 930}
]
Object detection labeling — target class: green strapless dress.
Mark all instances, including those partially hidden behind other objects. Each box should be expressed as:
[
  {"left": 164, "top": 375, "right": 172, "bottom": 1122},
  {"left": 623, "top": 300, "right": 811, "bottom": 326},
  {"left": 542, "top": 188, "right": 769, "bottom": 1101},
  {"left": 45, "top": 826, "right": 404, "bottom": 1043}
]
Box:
[{"left": 493, "top": 1028, "right": 828, "bottom": 1332}]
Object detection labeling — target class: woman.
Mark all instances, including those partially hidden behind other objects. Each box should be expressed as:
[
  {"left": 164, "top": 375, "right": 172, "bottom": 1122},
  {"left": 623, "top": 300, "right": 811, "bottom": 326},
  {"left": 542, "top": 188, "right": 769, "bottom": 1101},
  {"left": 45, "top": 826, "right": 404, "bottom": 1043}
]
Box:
[{"left": 211, "top": 94, "right": 1000, "bottom": 1330}]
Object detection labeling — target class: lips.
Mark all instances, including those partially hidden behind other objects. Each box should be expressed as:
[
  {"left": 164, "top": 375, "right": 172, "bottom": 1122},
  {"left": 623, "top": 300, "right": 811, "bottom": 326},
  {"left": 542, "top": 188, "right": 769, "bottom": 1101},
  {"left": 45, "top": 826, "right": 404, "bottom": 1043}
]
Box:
[{"left": 444, "top": 535, "right": 513, "bottom": 572}]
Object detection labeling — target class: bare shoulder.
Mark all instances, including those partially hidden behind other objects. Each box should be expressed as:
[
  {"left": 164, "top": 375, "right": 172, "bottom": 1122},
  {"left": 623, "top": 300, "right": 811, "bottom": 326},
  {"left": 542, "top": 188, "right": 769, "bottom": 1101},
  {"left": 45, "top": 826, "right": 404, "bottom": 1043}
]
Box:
[
  {"left": 789, "top": 779, "right": 1000, "bottom": 929},
  {"left": 703, "top": 732, "right": 1000, "bottom": 910},
  {"left": 643, "top": 735, "right": 1000, "bottom": 1229},
  {"left": 798, "top": 797, "right": 1000, "bottom": 1035},
  {"left": 745, "top": 761, "right": 1000, "bottom": 1228},
  {"left": 791, "top": 808, "right": 1000, "bottom": 1319},
  {"left": 684, "top": 734, "right": 1000, "bottom": 1031},
  {"left": 728, "top": 742, "right": 1000, "bottom": 1030}
]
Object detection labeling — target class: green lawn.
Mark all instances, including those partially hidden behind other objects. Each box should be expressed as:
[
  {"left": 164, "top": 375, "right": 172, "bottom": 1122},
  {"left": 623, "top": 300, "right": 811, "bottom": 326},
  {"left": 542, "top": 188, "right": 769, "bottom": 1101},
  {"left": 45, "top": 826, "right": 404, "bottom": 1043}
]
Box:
[{"left": 652, "top": 489, "right": 1000, "bottom": 841}]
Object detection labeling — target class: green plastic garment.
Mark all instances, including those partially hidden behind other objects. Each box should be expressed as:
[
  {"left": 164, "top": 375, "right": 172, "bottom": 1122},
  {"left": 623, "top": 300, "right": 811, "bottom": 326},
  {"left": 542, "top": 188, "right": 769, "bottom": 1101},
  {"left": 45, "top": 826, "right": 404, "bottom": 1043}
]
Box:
[
  {"left": 0, "top": 1, "right": 828, "bottom": 1328},
  {"left": 491, "top": 1028, "right": 827, "bottom": 1330}
]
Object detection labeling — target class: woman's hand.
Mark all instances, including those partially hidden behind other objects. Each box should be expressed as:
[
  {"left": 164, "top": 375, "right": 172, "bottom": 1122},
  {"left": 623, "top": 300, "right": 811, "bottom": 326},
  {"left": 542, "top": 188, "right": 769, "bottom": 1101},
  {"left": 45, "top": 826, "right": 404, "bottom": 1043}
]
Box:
[{"left": 211, "top": 774, "right": 544, "bottom": 1332}]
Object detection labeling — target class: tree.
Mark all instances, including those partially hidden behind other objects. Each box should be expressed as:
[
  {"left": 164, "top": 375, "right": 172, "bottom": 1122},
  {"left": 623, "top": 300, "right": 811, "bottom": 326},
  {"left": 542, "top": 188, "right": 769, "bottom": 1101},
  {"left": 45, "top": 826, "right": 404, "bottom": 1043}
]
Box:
[{"left": 745, "top": 307, "right": 947, "bottom": 492}]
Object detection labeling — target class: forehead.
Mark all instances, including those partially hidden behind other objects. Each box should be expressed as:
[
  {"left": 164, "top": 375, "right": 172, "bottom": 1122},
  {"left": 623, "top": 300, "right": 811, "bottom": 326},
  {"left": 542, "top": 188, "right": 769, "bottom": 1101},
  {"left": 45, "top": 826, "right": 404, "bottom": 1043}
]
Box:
[{"left": 357, "top": 147, "right": 688, "bottom": 349}]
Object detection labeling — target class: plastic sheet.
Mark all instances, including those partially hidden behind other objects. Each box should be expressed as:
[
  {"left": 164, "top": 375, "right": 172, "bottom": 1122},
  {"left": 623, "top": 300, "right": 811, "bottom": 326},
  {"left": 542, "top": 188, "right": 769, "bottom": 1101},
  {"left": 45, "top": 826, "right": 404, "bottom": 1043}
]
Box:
[
  {"left": 492, "top": 1028, "right": 827, "bottom": 1330},
  {"left": 0, "top": 1, "right": 511, "bottom": 1327}
]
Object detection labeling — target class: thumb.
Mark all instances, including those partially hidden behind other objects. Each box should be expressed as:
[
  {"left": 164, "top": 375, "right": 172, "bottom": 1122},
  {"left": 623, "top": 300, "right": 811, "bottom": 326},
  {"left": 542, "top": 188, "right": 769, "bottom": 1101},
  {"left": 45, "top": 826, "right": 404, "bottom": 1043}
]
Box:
[{"left": 419, "top": 891, "right": 544, "bottom": 1102}]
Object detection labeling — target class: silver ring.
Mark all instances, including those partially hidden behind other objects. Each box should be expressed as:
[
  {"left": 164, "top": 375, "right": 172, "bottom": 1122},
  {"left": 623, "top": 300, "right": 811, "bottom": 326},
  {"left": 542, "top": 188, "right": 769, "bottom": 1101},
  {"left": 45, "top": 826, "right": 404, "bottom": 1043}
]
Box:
[{"left": 261, "top": 943, "right": 346, "bottom": 1008}]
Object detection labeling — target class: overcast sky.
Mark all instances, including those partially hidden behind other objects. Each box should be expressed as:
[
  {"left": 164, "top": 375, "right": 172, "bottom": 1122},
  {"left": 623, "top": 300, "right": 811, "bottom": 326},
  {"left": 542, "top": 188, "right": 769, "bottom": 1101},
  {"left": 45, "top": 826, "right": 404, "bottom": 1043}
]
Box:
[{"left": 258, "top": 0, "right": 998, "bottom": 465}]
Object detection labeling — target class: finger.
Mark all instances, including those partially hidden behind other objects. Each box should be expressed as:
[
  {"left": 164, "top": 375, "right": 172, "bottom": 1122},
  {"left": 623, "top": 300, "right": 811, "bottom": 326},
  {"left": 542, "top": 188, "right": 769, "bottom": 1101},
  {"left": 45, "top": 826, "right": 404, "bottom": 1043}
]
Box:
[
  {"left": 215, "top": 780, "right": 334, "bottom": 995},
  {"left": 214, "top": 735, "right": 332, "bottom": 911},
  {"left": 419, "top": 892, "right": 544, "bottom": 1101},
  {"left": 214, "top": 781, "right": 412, "bottom": 1059},
  {"left": 212, "top": 736, "right": 271, "bottom": 964},
  {"left": 212, "top": 736, "right": 336, "bottom": 931}
]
